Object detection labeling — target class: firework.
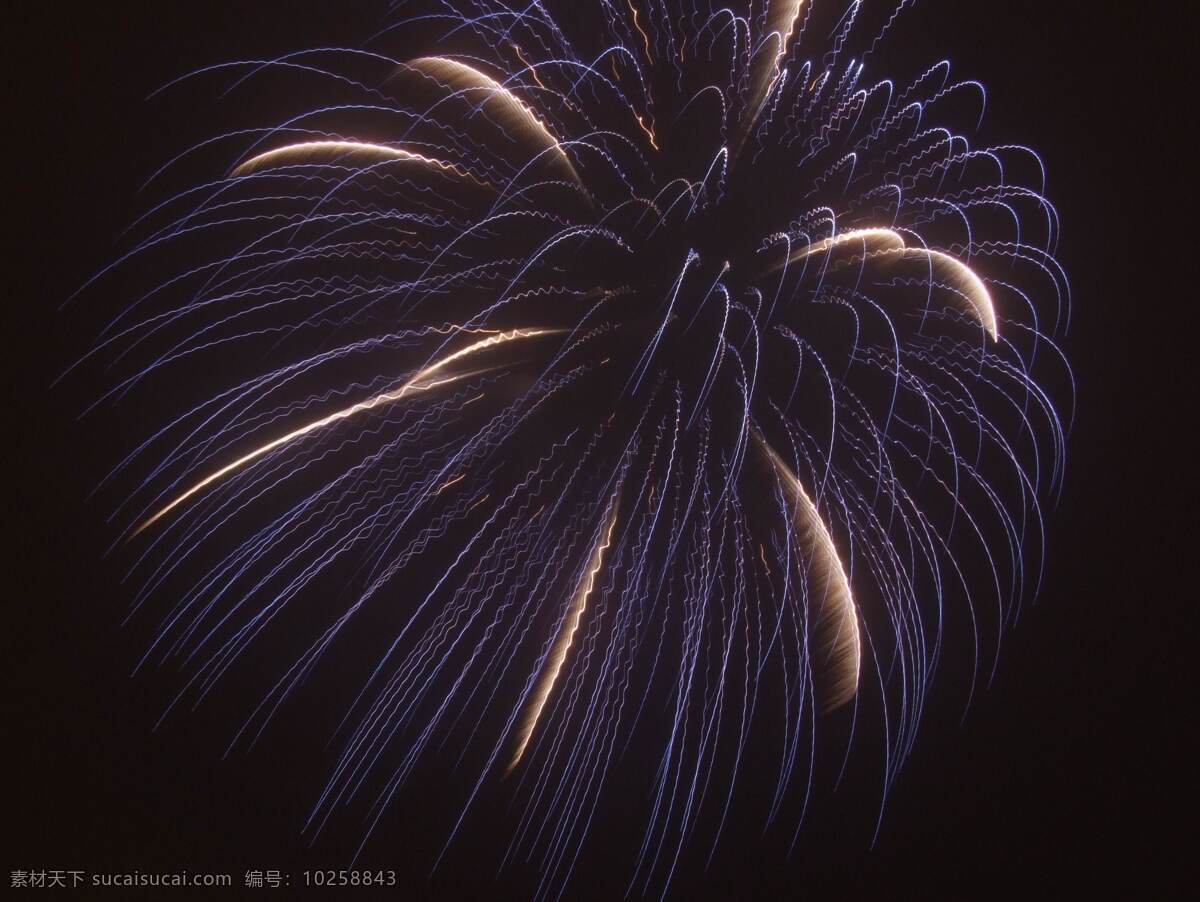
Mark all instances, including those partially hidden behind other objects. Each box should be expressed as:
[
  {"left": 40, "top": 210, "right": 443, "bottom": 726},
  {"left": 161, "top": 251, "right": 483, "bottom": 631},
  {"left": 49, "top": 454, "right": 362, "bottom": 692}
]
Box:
[{"left": 76, "top": 0, "right": 1072, "bottom": 895}]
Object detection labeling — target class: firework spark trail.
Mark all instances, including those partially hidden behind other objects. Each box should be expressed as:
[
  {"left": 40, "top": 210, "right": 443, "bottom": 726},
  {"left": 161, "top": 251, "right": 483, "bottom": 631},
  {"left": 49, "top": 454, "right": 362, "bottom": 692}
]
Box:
[
  {"left": 77, "top": 1, "right": 1073, "bottom": 895},
  {"left": 756, "top": 433, "right": 861, "bottom": 712},
  {"left": 231, "top": 139, "right": 491, "bottom": 186},
  {"left": 506, "top": 491, "right": 621, "bottom": 774},
  {"left": 130, "top": 327, "right": 561, "bottom": 537},
  {"left": 406, "top": 55, "right": 583, "bottom": 185}
]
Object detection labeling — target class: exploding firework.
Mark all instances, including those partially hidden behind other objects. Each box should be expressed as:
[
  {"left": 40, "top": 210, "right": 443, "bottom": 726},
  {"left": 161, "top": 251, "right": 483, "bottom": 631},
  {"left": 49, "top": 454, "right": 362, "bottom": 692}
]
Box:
[{"left": 73, "top": 0, "right": 1072, "bottom": 895}]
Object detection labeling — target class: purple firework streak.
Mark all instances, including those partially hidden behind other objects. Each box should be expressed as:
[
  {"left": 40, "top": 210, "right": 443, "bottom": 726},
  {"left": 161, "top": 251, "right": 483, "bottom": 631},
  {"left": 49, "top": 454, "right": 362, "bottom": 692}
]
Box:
[{"left": 72, "top": 0, "right": 1073, "bottom": 895}]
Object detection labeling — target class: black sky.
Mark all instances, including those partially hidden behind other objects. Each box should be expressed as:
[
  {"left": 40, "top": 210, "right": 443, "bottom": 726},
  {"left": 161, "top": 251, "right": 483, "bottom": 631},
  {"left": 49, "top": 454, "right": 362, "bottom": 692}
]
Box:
[{"left": 7, "top": 2, "right": 1191, "bottom": 899}]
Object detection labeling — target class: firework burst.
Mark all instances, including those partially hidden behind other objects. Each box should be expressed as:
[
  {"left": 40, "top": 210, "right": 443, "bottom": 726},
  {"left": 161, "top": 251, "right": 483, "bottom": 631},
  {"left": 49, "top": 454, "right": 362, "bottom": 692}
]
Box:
[{"left": 74, "top": 0, "right": 1072, "bottom": 895}]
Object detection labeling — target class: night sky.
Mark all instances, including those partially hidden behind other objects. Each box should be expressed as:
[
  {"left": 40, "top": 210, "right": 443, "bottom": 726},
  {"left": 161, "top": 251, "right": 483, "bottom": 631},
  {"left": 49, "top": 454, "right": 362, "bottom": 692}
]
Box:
[{"left": 8, "top": 2, "right": 1189, "bottom": 898}]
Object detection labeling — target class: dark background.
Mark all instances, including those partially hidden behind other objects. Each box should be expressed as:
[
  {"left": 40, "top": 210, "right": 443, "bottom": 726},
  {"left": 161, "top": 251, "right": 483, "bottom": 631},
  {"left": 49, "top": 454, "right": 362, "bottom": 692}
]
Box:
[{"left": 7, "top": 1, "right": 1190, "bottom": 898}]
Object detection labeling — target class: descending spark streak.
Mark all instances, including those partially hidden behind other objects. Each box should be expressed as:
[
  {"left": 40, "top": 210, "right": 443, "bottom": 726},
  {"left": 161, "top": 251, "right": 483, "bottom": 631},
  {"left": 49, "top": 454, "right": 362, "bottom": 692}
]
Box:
[
  {"left": 230, "top": 140, "right": 489, "bottom": 185},
  {"left": 635, "top": 114, "right": 660, "bottom": 151},
  {"left": 781, "top": 227, "right": 906, "bottom": 264},
  {"left": 757, "top": 436, "right": 860, "bottom": 712},
  {"left": 773, "top": 228, "right": 999, "bottom": 340},
  {"left": 505, "top": 493, "right": 620, "bottom": 775},
  {"left": 131, "top": 328, "right": 561, "bottom": 537},
  {"left": 894, "top": 246, "right": 998, "bottom": 340},
  {"left": 735, "top": 0, "right": 807, "bottom": 156},
  {"left": 510, "top": 44, "right": 549, "bottom": 91},
  {"left": 627, "top": 0, "right": 654, "bottom": 64},
  {"left": 407, "top": 56, "right": 581, "bottom": 184},
  {"left": 770, "top": 0, "right": 806, "bottom": 46}
]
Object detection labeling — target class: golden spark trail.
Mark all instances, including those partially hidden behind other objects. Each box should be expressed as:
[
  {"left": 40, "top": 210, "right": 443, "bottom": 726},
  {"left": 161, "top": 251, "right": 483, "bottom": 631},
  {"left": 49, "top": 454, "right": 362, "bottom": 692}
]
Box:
[
  {"left": 505, "top": 495, "right": 620, "bottom": 774},
  {"left": 758, "top": 437, "right": 861, "bottom": 712},
  {"left": 433, "top": 473, "right": 466, "bottom": 495},
  {"left": 408, "top": 56, "right": 582, "bottom": 185},
  {"left": 903, "top": 246, "right": 997, "bottom": 339},
  {"left": 627, "top": 0, "right": 654, "bottom": 64},
  {"left": 769, "top": 227, "right": 999, "bottom": 340},
  {"left": 131, "top": 328, "right": 561, "bottom": 538},
  {"left": 231, "top": 140, "right": 490, "bottom": 186},
  {"left": 734, "top": 0, "right": 807, "bottom": 157},
  {"left": 635, "top": 114, "right": 660, "bottom": 151},
  {"left": 784, "top": 227, "right": 907, "bottom": 263},
  {"left": 510, "top": 43, "right": 548, "bottom": 91}
]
